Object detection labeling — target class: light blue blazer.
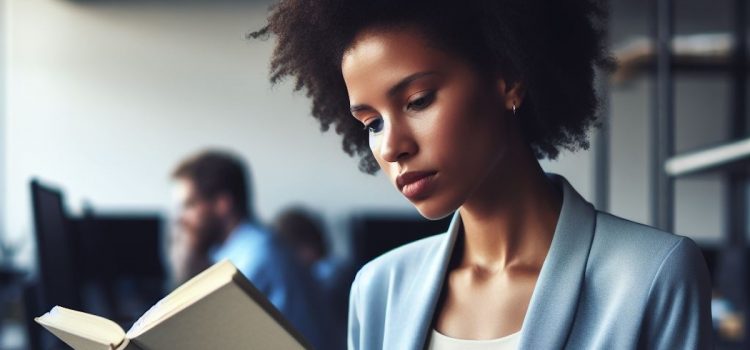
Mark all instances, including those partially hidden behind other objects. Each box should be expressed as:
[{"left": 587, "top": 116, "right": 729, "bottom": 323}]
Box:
[{"left": 347, "top": 173, "right": 713, "bottom": 349}]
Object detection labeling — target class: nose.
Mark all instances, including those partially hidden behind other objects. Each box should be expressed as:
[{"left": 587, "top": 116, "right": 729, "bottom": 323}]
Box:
[{"left": 378, "top": 119, "right": 417, "bottom": 163}]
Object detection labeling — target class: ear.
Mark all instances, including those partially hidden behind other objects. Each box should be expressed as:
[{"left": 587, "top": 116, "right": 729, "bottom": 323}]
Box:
[
  {"left": 497, "top": 78, "right": 526, "bottom": 111},
  {"left": 213, "top": 193, "right": 234, "bottom": 218}
]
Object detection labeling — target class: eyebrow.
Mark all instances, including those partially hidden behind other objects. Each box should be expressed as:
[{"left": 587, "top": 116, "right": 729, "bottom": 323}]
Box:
[{"left": 350, "top": 71, "right": 438, "bottom": 113}]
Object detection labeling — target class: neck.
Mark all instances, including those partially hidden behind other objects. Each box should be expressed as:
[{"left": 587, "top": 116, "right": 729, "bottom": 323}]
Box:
[
  {"left": 457, "top": 144, "right": 562, "bottom": 274},
  {"left": 219, "top": 214, "right": 246, "bottom": 244}
]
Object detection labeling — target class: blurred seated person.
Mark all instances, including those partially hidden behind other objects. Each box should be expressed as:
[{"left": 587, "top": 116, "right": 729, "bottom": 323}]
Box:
[
  {"left": 272, "top": 206, "right": 354, "bottom": 349},
  {"left": 168, "top": 150, "right": 327, "bottom": 349}
]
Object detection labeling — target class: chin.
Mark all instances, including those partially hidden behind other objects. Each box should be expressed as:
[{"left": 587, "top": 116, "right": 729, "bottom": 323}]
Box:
[{"left": 413, "top": 200, "right": 457, "bottom": 221}]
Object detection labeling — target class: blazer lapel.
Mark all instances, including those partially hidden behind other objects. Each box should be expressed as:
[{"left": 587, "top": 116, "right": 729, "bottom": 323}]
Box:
[
  {"left": 388, "top": 210, "right": 462, "bottom": 350},
  {"left": 517, "top": 174, "right": 597, "bottom": 349}
]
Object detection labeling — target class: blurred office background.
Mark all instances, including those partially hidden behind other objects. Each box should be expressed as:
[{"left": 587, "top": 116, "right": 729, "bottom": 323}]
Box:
[{"left": 0, "top": 0, "right": 748, "bottom": 348}]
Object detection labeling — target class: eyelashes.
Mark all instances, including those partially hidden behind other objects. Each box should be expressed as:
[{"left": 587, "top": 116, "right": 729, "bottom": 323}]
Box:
[
  {"left": 406, "top": 90, "right": 436, "bottom": 112},
  {"left": 363, "top": 118, "right": 385, "bottom": 134},
  {"left": 362, "top": 90, "right": 437, "bottom": 136}
]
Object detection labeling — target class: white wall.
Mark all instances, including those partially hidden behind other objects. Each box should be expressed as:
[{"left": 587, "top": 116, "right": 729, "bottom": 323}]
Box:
[
  {"left": 3, "top": 0, "right": 596, "bottom": 267},
  {"left": 0, "top": 0, "right": 6, "bottom": 260},
  {"left": 4, "top": 0, "right": 397, "bottom": 265}
]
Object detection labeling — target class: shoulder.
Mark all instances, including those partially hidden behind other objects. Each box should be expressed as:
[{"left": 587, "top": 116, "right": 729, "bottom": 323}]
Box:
[
  {"left": 594, "top": 211, "right": 683, "bottom": 247},
  {"left": 592, "top": 213, "right": 715, "bottom": 348},
  {"left": 591, "top": 211, "right": 704, "bottom": 271},
  {"left": 231, "top": 223, "right": 291, "bottom": 258},
  {"left": 587, "top": 210, "right": 710, "bottom": 303},
  {"left": 567, "top": 211, "right": 712, "bottom": 347},
  {"left": 220, "top": 223, "right": 290, "bottom": 277}
]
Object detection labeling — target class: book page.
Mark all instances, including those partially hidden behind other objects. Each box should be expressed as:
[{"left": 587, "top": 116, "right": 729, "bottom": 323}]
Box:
[
  {"left": 130, "top": 281, "right": 307, "bottom": 349},
  {"left": 35, "top": 306, "right": 125, "bottom": 350},
  {"left": 126, "top": 259, "right": 236, "bottom": 334}
]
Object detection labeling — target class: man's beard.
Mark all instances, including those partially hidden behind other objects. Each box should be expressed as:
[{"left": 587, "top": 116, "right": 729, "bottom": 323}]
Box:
[{"left": 194, "top": 215, "right": 227, "bottom": 252}]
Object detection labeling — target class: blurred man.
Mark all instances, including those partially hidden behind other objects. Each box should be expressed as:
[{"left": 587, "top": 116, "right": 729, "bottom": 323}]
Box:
[{"left": 168, "top": 150, "right": 327, "bottom": 349}]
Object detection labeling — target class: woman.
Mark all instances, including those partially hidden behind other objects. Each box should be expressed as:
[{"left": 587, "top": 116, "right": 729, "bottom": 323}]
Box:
[{"left": 253, "top": 0, "right": 713, "bottom": 349}]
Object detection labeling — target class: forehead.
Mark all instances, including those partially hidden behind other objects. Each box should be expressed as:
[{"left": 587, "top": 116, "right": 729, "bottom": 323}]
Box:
[
  {"left": 172, "top": 178, "right": 196, "bottom": 200},
  {"left": 341, "top": 27, "right": 459, "bottom": 97}
]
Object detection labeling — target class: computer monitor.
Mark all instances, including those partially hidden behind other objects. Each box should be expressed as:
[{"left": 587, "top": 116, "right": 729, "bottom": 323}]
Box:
[
  {"left": 30, "top": 179, "right": 81, "bottom": 310},
  {"left": 350, "top": 212, "right": 452, "bottom": 269},
  {"left": 72, "top": 214, "right": 165, "bottom": 282},
  {"left": 31, "top": 179, "right": 165, "bottom": 324},
  {"left": 71, "top": 213, "right": 166, "bottom": 322}
]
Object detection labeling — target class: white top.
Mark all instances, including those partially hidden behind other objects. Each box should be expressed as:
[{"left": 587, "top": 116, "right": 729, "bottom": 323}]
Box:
[{"left": 427, "top": 329, "right": 522, "bottom": 350}]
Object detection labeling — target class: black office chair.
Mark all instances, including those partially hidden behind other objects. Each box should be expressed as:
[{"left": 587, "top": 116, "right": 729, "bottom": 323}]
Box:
[{"left": 30, "top": 179, "right": 82, "bottom": 312}]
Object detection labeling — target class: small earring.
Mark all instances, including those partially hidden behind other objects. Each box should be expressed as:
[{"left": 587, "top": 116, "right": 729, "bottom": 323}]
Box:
[{"left": 512, "top": 103, "right": 516, "bottom": 116}]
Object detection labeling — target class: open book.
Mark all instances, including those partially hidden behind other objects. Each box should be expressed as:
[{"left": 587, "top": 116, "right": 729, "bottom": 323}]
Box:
[{"left": 35, "top": 260, "right": 310, "bottom": 350}]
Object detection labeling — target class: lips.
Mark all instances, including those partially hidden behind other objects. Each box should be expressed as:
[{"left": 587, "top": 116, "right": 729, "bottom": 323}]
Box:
[{"left": 396, "top": 171, "right": 437, "bottom": 200}]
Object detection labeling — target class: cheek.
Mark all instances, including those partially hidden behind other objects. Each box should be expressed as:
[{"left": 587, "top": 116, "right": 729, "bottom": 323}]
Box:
[
  {"left": 182, "top": 210, "right": 198, "bottom": 226},
  {"left": 186, "top": 205, "right": 209, "bottom": 225},
  {"left": 432, "top": 97, "right": 490, "bottom": 148},
  {"left": 429, "top": 92, "right": 508, "bottom": 171},
  {"left": 368, "top": 132, "right": 381, "bottom": 155}
]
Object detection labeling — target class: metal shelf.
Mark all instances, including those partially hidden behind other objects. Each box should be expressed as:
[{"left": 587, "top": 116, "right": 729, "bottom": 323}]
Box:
[
  {"left": 611, "top": 32, "right": 743, "bottom": 83},
  {"left": 649, "top": 0, "right": 748, "bottom": 346},
  {"left": 665, "top": 138, "right": 750, "bottom": 177}
]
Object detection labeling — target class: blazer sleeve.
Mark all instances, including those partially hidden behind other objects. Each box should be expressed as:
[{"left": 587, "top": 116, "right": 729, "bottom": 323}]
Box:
[
  {"left": 348, "top": 270, "right": 362, "bottom": 350},
  {"left": 637, "top": 237, "right": 714, "bottom": 349}
]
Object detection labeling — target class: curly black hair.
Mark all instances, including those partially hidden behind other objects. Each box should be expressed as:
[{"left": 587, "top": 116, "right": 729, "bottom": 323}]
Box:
[{"left": 251, "top": 0, "right": 614, "bottom": 174}]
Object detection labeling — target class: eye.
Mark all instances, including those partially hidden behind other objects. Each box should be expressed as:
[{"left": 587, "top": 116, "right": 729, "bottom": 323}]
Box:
[
  {"left": 363, "top": 117, "right": 384, "bottom": 134},
  {"left": 406, "top": 91, "right": 436, "bottom": 111}
]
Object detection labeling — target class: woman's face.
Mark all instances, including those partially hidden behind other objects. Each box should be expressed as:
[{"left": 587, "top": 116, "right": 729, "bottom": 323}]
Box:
[{"left": 341, "top": 26, "right": 521, "bottom": 220}]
